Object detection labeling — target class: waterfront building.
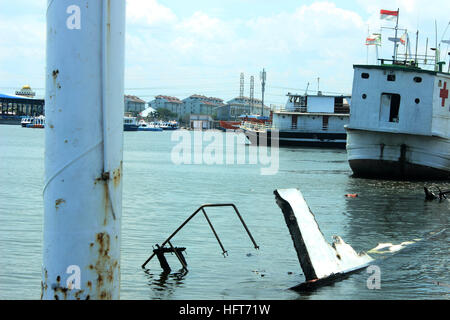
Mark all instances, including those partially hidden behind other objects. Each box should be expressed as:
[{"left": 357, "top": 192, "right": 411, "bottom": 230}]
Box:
[
  {"left": 0, "top": 93, "right": 45, "bottom": 124},
  {"left": 124, "top": 95, "right": 146, "bottom": 114},
  {"left": 181, "top": 94, "right": 225, "bottom": 118},
  {"left": 15, "top": 85, "right": 36, "bottom": 98},
  {"left": 190, "top": 114, "right": 214, "bottom": 130},
  {"left": 217, "top": 96, "right": 270, "bottom": 121},
  {"left": 148, "top": 95, "right": 183, "bottom": 116}
]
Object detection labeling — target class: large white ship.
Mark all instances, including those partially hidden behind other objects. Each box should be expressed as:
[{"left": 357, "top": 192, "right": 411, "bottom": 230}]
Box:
[
  {"left": 346, "top": 17, "right": 450, "bottom": 180},
  {"left": 242, "top": 93, "right": 351, "bottom": 148}
]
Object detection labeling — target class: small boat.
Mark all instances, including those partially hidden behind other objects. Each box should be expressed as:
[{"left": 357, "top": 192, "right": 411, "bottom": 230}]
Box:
[
  {"left": 26, "top": 115, "right": 45, "bottom": 128},
  {"left": 124, "top": 116, "right": 139, "bottom": 131},
  {"left": 219, "top": 120, "right": 241, "bottom": 131},
  {"left": 137, "top": 120, "right": 163, "bottom": 131},
  {"left": 159, "top": 121, "right": 179, "bottom": 130},
  {"left": 21, "top": 116, "right": 34, "bottom": 127}
]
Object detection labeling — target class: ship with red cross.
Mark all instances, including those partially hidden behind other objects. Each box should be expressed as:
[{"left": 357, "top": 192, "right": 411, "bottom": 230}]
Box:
[{"left": 345, "top": 10, "right": 450, "bottom": 180}]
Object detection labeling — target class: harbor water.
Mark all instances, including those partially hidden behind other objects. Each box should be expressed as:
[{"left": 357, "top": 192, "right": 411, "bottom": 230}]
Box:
[{"left": 0, "top": 125, "right": 448, "bottom": 299}]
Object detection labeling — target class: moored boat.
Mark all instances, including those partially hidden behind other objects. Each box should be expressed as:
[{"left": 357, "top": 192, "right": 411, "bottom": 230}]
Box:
[
  {"left": 124, "top": 116, "right": 139, "bottom": 131},
  {"left": 242, "top": 93, "right": 350, "bottom": 148},
  {"left": 137, "top": 120, "right": 163, "bottom": 131},
  {"left": 21, "top": 116, "right": 34, "bottom": 127},
  {"left": 26, "top": 115, "right": 45, "bottom": 128},
  {"left": 159, "top": 121, "right": 179, "bottom": 130},
  {"left": 345, "top": 11, "right": 450, "bottom": 180}
]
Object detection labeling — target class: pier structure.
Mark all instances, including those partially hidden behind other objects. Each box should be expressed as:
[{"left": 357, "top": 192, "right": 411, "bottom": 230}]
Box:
[
  {"left": 42, "top": 0, "right": 125, "bottom": 299},
  {"left": 0, "top": 93, "right": 44, "bottom": 119}
]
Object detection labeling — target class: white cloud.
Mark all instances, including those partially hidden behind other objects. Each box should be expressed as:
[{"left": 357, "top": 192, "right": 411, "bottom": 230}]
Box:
[
  {"left": 0, "top": 14, "right": 46, "bottom": 91},
  {"left": 126, "top": 0, "right": 177, "bottom": 26},
  {"left": 4, "top": 0, "right": 448, "bottom": 103},
  {"left": 176, "top": 12, "right": 224, "bottom": 40},
  {"left": 124, "top": 1, "right": 369, "bottom": 101}
]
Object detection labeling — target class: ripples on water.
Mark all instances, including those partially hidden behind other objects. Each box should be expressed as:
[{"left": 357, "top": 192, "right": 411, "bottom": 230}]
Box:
[{"left": 0, "top": 125, "right": 448, "bottom": 299}]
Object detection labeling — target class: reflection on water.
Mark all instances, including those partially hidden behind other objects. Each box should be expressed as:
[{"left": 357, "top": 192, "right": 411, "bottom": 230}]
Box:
[
  {"left": 0, "top": 126, "right": 448, "bottom": 299},
  {"left": 144, "top": 269, "right": 188, "bottom": 299}
]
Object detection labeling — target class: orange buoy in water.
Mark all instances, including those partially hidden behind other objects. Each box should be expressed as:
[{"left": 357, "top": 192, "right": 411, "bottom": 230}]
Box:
[{"left": 345, "top": 193, "right": 358, "bottom": 198}]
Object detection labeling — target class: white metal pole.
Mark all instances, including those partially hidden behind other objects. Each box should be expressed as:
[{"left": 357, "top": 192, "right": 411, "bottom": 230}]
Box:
[
  {"left": 393, "top": 9, "right": 399, "bottom": 61},
  {"left": 43, "top": 0, "right": 125, "bottom": 300}
]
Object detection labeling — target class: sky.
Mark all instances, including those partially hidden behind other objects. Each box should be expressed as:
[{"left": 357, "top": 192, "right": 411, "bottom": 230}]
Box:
[{"left": 0, "top": 0, "right": 449, "bottom": 106}]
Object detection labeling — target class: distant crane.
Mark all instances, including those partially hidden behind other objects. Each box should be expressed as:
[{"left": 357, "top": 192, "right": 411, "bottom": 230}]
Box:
[
  {"left": 260, "top": 69, "right": 266, "bottom": 116},
  {"left": 250, "top": 76, "right": 254, "bottom": 113},
  {"left": 240, "top": 72, "right": 244, "bottom": 98}
]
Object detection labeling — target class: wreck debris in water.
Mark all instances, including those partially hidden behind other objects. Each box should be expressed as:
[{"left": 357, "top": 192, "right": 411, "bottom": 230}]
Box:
[
  {"left": 142, "top": 203, "right": 259, "bottom": 272},
  {"left": 274, "top": 188, "right": 374, "bottom": 291},
  {"left": 424, "top": 186, "right": 450, "bottom": 201}
]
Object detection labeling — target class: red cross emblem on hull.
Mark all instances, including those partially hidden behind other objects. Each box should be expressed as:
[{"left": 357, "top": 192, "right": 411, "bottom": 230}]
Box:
[{"left": 440, "top": 81, "right": 448, "bottom": 107}]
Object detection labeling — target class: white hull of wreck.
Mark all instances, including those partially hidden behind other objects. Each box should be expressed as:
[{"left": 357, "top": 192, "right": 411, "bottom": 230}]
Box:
[{"left": 346, "top": 128, "right": 450, "bottom": 180}]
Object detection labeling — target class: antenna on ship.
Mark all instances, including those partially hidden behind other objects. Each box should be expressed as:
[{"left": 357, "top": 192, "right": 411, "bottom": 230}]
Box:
[
  {"left": 435, "top": 20, "right": 439, "bottom": 71},
  {"left": 392, "top": 8, "right": 400, "bottom": 61},
  {"left": 414, "top": 30, "right": 419, "bottom": 66},
  {"left": 305, "top": 82, "right": 309, "bottom": 95},
  {"left": 440, "top": 21, "right": 450, "bottom": 72}
]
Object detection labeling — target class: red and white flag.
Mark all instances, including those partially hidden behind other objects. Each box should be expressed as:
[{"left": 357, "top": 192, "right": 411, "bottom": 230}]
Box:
[
  {"left": 366, "top": 33, "right": 381, "bottom": 46},
  {"left": 380, "top": 9, "right": 398, "bottom": 21},
  {"left": 400, "top": 32, "right": 407, "bottom": 45}
]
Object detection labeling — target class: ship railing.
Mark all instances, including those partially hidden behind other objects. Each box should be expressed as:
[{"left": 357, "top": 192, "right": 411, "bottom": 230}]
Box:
[
  {"left": 241, "top": 121, "right": 272, "bottom": 131},
  {"left": 277, "top": 106, "right": 349, "bottom": 114},
  {"left": 269, "top": 124, "right": 339, "bottom": 132},
  {"left": 278, "top": 107, "right": 307, "bottom": 113}
]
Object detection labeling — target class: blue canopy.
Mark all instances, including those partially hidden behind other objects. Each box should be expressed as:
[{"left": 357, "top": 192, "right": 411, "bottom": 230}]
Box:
[{"left": 0, "top": 93, "right": 35, "bottom": 100}]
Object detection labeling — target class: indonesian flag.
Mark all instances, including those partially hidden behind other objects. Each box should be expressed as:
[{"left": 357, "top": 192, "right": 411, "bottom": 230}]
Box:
[
  {"left": 400, "top": 32, "right": 407, "bottom": 45},
  {"left": 366, "top": 33, "right": 381, "bottom": 46},
  {"left": 380, "top": 9, "right": 398, "bottom": 21}
]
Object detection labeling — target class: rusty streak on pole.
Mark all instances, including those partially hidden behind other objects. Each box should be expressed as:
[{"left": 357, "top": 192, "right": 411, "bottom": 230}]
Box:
[{"left": 42, "top": 0, "right": 125, "bottom": 300}]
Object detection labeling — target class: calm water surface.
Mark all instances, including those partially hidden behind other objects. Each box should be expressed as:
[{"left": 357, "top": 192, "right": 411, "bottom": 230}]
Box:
[{"left": 0, "top": 125, "right": 448, "bottom": 299}]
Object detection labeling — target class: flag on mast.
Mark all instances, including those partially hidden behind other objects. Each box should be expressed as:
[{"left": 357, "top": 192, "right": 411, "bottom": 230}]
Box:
[
  {"left": 389, "top": 32, "right": 407, "bottom": 45},
  {"left": 380, "top": 9, "right": 398, "bottom": 21},
  {"left": 400, "top": 32, "right": 407, "bottom": 45},
  {"left": 366, "top": 33, "right": 381, "bottom": 46}
]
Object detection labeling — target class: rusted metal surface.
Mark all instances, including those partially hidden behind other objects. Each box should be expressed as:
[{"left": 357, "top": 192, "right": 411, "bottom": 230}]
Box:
[{"left": 42, "top": 0, "right": 125, "bottom": 299}]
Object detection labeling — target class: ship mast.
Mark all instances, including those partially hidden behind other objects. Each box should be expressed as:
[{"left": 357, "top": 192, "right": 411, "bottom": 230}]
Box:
[{"left": 393, "top": 8, "right": 400, "bottom": 62}]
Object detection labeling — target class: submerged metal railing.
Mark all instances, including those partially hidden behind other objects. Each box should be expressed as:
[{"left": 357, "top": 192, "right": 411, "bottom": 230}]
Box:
[
  {"left": 141, "top": 204, "right": 259, "bottom": 271},
  {"left": 424, "top": 186, "right": 450, "bottom": 201}
]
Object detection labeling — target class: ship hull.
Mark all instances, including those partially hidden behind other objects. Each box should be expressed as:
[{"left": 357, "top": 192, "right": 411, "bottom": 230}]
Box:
[
  {"left": 244, "top": 129, "right": 346, "bottom": 148},
  {"left": 124, "top": 124, "right": 139, "bottom": 131},
  {"left": 346, "top": 128, "right": 450, "bottom": 180}
]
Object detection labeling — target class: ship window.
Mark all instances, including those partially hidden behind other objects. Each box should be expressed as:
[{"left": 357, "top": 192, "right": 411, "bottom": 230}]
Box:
[
  {"left": 387, "top": 74, "right": 396, "bottom": 81},
  {"left": 380, "top": 93, "right": 401, "bottom": 123},
  {"left": 415, "top": 98, "right": 420, "bottom": 104},
  {"left": 362, "top": 94, "right": 367, "bottom": 99},
  {"left": 413, "top": 77, "right": 422, "bottom": 83},
  {"left": 361, "top": 73, "right": 370, "bottom": 79}
]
